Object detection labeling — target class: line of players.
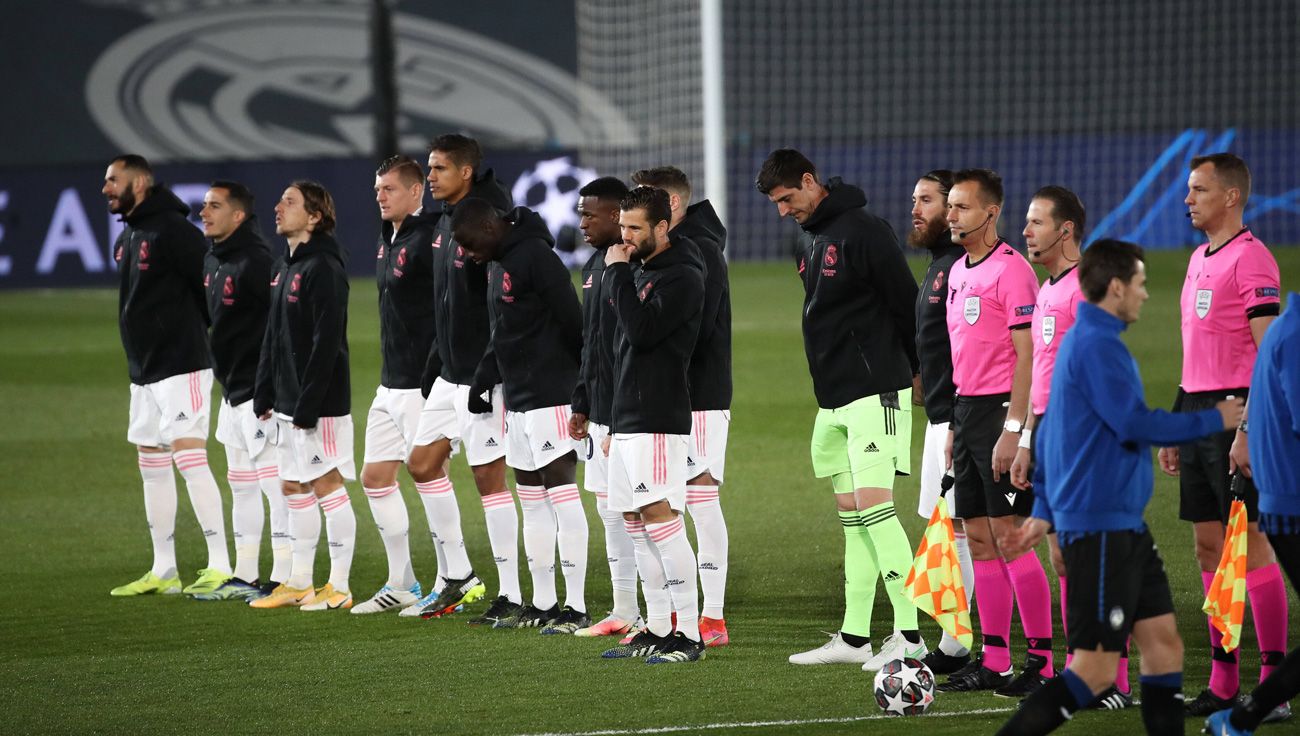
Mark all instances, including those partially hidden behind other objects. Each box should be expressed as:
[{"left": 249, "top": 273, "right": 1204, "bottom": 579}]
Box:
[
  {"left": 103, "top": 136, "right": 733, "bottom": 664},
  {"left": 761, "top": 150, "right": 1290, "bottom": 725}
]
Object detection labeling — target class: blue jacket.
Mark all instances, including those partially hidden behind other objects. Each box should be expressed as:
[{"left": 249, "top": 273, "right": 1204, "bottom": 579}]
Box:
[
  {"left": 1249, "top": 294, "right": 1300, "bottom": 523},
  {"left": 1034, "top": 302, "right": 1222, "bottom": 533}
]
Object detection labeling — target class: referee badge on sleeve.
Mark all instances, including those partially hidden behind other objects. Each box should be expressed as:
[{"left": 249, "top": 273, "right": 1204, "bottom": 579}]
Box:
[{"left": 963, "top": 296, "right": 981, "bottom": 325}]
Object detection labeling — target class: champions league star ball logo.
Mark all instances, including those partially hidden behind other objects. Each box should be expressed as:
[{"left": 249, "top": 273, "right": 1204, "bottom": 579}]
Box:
[
  {"left": 84, "top": 2, "right": 634, "bottom": 160},
  {"left": 872, "top": 657, "right": 936, "bottom": 716},
  {"left": 512, "top": 156, "right": 599, "bottom": 240}
]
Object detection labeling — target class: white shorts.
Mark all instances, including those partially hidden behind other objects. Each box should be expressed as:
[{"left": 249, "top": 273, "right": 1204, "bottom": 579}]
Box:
[
  {"left": 687, "top": 409, "right": 730, "bottom": 483},
  {"left": 608, "top": 432, "right": 688, "bottom": 513},
  {"left": 276, "top": 414, "right": 356, "bottom": 484},
  {"left": 917, "top": 420, "right": 952, "bottom": 518},
  {"left": 363, "top": 386, "right": 425, "bottom": 463},
  {"left": 454, "top": 383, "right": 507, "bottom": 466},
  {"left": 215, "top": 398, "right": 278, "bottom": 464},
  {"left": 505, "top": 405, "right": 576, "bottom": 472},
  {"left": 581, "top": 422, "right": 611, "bottom": 494},
  {"left": 127, "top": 369, "right": 213, "bottom": 447}
]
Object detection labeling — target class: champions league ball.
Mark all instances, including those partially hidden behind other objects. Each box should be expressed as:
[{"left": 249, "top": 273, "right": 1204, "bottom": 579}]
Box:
[{"left": 872, "top": 657, "right": 936, "bottom": 716}]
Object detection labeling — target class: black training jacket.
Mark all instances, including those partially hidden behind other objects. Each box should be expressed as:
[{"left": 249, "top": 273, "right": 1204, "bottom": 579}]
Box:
[
  {"left": 915, "top": 238, "right": 964, "bottom": 424},
  {"left": 114, "top": 185, "right": 211, "bottom": 385},
  {"left": 572, "top": 242, "right": 618, "bottom": 426},
  {"left": 795, "top": 178, "right": 920, "bottom": 410},
  {"left": 476, "top": 207, "right": 583, "bottom": 412},
  {"left": 254, "top": 232, "right": 351, "bottom": 428},
  {"left": 204, "top": 215, "right": 273, "bottom": 405},
  {"left": 676, "top": 200, "right": 733, "bottom": 411},
  {"left": 606, "top": 233, "right": 706, "bottom": 435},
  {"left": 376, "top": 209, "right": 438, "bottom": 390},
  {"left": 422, "top": 169, "right": 514, "bottom": 390}
]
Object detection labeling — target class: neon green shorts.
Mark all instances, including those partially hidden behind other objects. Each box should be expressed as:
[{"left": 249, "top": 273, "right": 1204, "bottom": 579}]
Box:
[{"left": 810, "top": 389, "right": 912, "bottom": 491}]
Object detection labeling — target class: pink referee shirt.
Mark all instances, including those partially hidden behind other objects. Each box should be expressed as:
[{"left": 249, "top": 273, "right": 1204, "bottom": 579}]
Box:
[
  {"left": 1179, "top": 228, "right": 1281, "bottom": 393},
  {"left": 947, "top": 241, "right": 1040, "bottom": 397},
  {"left": 1031, "top": 266, "right": 1085, "bottom": 416}
]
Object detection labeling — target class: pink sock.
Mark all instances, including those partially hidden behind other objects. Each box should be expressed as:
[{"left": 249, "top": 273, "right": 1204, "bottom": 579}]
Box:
[
  {"left": 1059, "top": 576, "right": 1073, "bottom": 668},
  {"left": 974, "top": 558, "right": 1014, "bottom": 673},
  {"left": 1203, "top": 570, "right": 1240, "bottom": 699},
  {"left": 1116, "top": 640, "right": 1131, "bottom": 694},
  {"left": 1247, "top": 563, "right": 1289, "bottom": 683},
  {"left": 1006, "top": 553, "right": 1055, "bottom": 676}
]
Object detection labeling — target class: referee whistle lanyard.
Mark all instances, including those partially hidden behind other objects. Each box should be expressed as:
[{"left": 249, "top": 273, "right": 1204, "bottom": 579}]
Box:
[{"left": 1202, "top": 474, "right": 1249, "bottom": 652}]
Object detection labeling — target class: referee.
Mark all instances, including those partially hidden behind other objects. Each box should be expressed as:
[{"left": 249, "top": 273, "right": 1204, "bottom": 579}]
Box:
[{"left": 996, "top": 239, "right": 1243, "bottom": 736}]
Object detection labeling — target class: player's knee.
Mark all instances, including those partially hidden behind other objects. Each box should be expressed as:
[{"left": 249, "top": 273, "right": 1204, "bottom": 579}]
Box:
[
  {"left": 359, "top": 465, "right": 392, "bottom": 490},
  {"left": 281, "top": 479, "right": 304, "bottom": 496},
  {"left": 1193, "top": 537, "right": 1222, "bottom": 570},
  {"left": 407, "top": 447, "right": 444, "bottom": 482}
]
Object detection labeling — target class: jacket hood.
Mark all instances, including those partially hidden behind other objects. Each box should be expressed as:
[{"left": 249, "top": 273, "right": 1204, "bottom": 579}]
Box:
[
  {"left": 211, "top": 214, "right": 271, "bottom": 260},
  {"left": 125, "top": 184, "right": 191, "bottom": 225},
  {"left": 643, "top": 232, "right": 705, "bottom": 272},
  {"left": 800, "top": 177, "right": 867, "bottom": 233},
  {"left": 679, "top": 200, "right": 727, "bottom": 252},
  {"left": 287, "top": 230, "right": 346, "bottom": 267},
  {"left": 444, "top": 168, "right": 514, "bottom": 216},
  {"left": 499, "top": 206, "right": 555, "bottom": 256}
]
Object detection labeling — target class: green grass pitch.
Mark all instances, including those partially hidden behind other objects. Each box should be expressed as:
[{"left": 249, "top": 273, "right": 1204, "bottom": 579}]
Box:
[{"left": 1, "top": 249, "right": 1297, "bottom": 735}]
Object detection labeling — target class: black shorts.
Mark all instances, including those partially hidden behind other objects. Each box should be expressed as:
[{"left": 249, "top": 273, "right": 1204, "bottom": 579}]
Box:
[
  {"left": 952, "top": 394, "right": 1032, "bottom": 519},
  {"left": 1060, "top": 528, "right": 1175, "bottom": 651},
  {"left": 1177, "top": 388, "right": 1259, "bottom": 523}
]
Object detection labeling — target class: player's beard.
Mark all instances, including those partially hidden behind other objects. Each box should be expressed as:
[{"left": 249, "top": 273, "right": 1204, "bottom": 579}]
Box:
[
  {"left": 907, "top": 214, "right": 948, "bottom": 250},
  {"left": 110, "top": 186, "right": 137, "bottom": 216},
  {"left": 631, "top": 232, "right": 656, "bottom": 261}
]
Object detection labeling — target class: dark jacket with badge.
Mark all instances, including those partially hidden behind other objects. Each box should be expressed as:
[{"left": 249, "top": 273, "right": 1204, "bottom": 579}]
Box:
[
  {"left": 606, "top": 233, "right": 706, "bottom": 435},
  {"left": 676, "top": 200, "right": 733, "bottom": 411},
  {"left": 475, "top": 207, "right": 583, "bottom": 412},
  {"left": 254, "top": 232, "right": 350, "bottom": 428},
  {"left": 915, "top": 238, "right": 963, "bottom": 424},
  {"left": 572, "top": 242, "right": 618, "bottom": 427},
  {"left": 203, "top": 215, "right": 273, "bottom": 405},
  {"left": 377, "top": 210, "right": 438, "bottom": 390},
  {"left": 422, "top": 170, "right": 514, "bottom": 391},
  {"left": 795, "top": 178, "right": 920, "bottom": 410},
  {"left": 115, "top": 185, "right": 211, "bottom": 385}
]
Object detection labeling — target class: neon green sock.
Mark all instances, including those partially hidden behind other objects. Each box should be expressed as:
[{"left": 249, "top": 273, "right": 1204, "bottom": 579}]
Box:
[
  {"left": 860, "top": 501, "right": 918, "bottom": 631},
  {"left": 840, "top": 509, "right": 877, "bottom": 638}
]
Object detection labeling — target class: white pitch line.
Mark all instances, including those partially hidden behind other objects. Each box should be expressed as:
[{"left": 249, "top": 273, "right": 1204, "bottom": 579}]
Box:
[{"left": 511, "top": 706, "right": 1018, "bottom": 736}]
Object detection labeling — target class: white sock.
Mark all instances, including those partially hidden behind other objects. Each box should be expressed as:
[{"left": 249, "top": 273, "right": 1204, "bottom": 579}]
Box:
[
  {"left": 319, "top": 488, "right": 355, "bottom": 593},
  {"left": 627, "top": 517, "right": 672, "bottom": 637},
  {"left": 517, "top": 484, "right": 557, "bottom": 611},
  {"left": 414, "top": 478, "right": 452, "bottom": 590},
  {"left": 687, "top": 485, "right": 728, "bottom": 619},
  {"left": 416, "top": 477, "right": 472, "bottom": 580},
  {"left": 257, "top": 463, "right": 291, "bottom": 583},
  {"left": 596, "top": 492, "right": 639, "bottom": 621},
  {"left": 481, "top": 491, "right": 522, "bottom": 604},
  {"left": 940, "top": 529, "right": 976, "bottom": 656},
  {"left": 286, "top": 493, "right": 320, "bottom": 589},
  {"left": 227, "top": 463, "right": 264, "bottom": 583},
  {"left": 646, "top": 515, "right": 701, "bottom": 641},
  {"left": 364, "top": 484, "right": 414, "bottom": 589},
  {"left": 172, "top": 449, "right": 231, "bottom": 574},
  {"left": 548, "top": 483, "right": 588, "bottom": 612},
  {"left": 138, "top": 451, "right": 178, "bottom": 579}
]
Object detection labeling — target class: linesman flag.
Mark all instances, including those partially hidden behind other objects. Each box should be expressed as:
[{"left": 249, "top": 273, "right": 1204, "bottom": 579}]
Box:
[
  {"left": 1202, "top": 491, "right": 1249, "bottom": 652},
  {"left": 904, "top": 494, "right": 973, "bottom": 649}
]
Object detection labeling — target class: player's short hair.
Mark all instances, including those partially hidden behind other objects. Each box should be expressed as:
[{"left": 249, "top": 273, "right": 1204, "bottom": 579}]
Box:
[
  {"left": 619, "top": 186, "right": 672, "bottom": 228},
  {"left": 755, "top": 149, "right": 817, "bottom": 194},
  {"left": 1032, "top": 185, "right": 1086, "bottom": 238},
  {"left": 1190, "top": 152, "right": 1251, "bottom": 205},
  {"left": 290, "top": 180, "right": 337, "bottom": 235},
  {"left": 631, "top": 166, "right": 691, "bottom": 202},
  {"left": 578, "top": 176, "right": 630, "bottom": 203},
  {"left": 1079, "top": 238, "right": 1145, "bottom": 303},
  {"left": 376, "top": 155, "right": 425, "bottom": 187},
  {"left": 953, "top": 168, "right": 1003, "bottom": 206},
  {"left": 919, "top": 169, "right": 954, "bottom": 197},
  {"left": 111, "top": 154, "right": 154, "bottom": 184},
  {"left": 209, "top": 180, "right": 255, "bottom": 214},
  {"left": 448, "top": 197, "right": 503, "bottom": 234},
  {"left": 429, "top": 134, "right": 482, "bottom": 173}
]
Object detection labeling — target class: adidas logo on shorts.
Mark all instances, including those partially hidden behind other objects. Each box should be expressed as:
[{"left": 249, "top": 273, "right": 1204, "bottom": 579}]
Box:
[
  {"left": 175, "top": 411, "right": 189, "bottom": 421},
  {"left": 883, "top": 570, "right": 901, "bottom": 581},
  {"left": 485, "top": 438, "right": 498, "bottom": 447},
  {"left": 311, "top": 455, "right": 323, "bottom": 464},
  {"left": 687, "top": 457, "right": 696, "bottom": 466},
  {"left": 254, "top": 429, "right": 265, "bottom": 439},
  {"left": 864, "top": 442, "right": 879, "bottom": 452},
  {"left": 634, "top": 483, "right": 649, "bottom": 492},
  {"left": 540, "top": 441, "right": 555, "bottom": 451}
]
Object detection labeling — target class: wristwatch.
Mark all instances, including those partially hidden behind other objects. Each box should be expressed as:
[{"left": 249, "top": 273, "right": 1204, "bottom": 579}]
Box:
[{"left": 1003, "top": 418, "right": 1024, "bottom": 434}]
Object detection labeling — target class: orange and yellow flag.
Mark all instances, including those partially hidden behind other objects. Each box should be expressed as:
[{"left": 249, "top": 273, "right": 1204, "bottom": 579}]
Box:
[
  {"left": 905, "top": 496, "right": 973, "bottom": 649},
  {"left": 1202, "top": 498, "right": 1249, "bottom": 652}
]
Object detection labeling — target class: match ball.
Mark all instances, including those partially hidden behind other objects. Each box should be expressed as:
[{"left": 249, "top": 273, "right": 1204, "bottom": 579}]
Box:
[{"left": 872, "top": 657, "right": 936, "bottom": 716}]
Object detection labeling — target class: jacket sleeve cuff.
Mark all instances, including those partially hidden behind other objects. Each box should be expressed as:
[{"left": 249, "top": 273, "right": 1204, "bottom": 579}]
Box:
[{"left": 1031, "top": 496, "right": 1054, "bottom": 526}]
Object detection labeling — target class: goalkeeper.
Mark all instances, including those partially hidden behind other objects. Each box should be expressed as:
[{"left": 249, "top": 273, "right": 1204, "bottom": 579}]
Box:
[{"left": 996, "top": 239, "right": 1241, "bottom": 736}]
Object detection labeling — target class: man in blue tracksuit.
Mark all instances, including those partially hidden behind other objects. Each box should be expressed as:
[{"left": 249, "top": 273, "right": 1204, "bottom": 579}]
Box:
[
  {"left": 1206, "top": 291, "right": 1300, "bottom": 735},
  {"left": 994, "top": 239, "right": 1243, "bottom": 736}
]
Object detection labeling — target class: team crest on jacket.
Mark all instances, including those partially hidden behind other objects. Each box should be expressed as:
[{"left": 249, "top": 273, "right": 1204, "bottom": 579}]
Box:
[
  {"left": 824, "top": 243, "right": 838, "bottom": 267},
  {"left": 1041, "top": 315, "right": 1056, "bottom": 345},
  {"left": 933, "top": 270, "right": 944, "bottom": 292},
  {"left": 393, "top": 247, "right": 407, "bottom": 277},
  {"left": 1195, "top": 289, "right": 1213, "bottom": 319},
  {"left": 963, "top": 295, "right": 981, "bottom": 324},
  {"left": 222, "top": 275, "right": 235, "bottom": 305},
  {"left": 288, "top": 273, "right": 301, "bottom": 302},
  {"left": 501, "top": 270, "right": 514, "bottom": 302},
  {"left": 377, "top": 244, "right": 384, "bottom": 259},
  {"left": 639, "top": 281, "right": 653, "bottom": 301},
  {"left": 137, "top": 241, "right": 150, "bottom": 270}
]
